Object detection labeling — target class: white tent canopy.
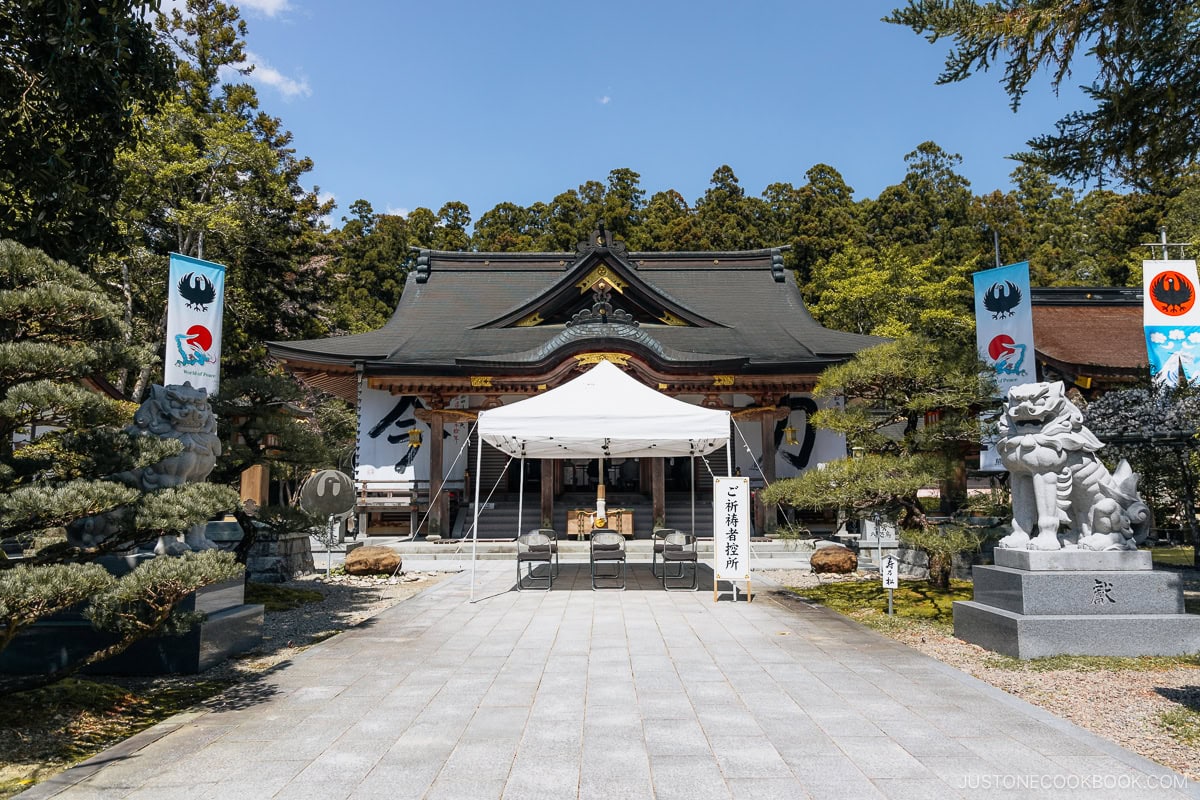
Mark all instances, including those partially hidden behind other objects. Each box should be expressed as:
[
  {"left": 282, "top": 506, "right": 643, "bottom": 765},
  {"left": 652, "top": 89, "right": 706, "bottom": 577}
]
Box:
[
  {"left": 468, "top": 360, "right": 731, "bottom": 599},
  {"left": 477, "top": 360, "right": 730, "bottom": 458}
]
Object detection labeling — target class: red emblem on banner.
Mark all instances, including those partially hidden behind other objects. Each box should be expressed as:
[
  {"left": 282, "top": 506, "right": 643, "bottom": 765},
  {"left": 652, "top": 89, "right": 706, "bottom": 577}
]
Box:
[{"left": 1150, "top": 271, "right": 1196, "bottom": 316}]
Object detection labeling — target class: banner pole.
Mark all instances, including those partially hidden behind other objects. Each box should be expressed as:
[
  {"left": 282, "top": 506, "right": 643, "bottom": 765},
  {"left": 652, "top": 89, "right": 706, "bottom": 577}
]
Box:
[{"left": 470, "top": 429, "right": 484, "bottom": 602}]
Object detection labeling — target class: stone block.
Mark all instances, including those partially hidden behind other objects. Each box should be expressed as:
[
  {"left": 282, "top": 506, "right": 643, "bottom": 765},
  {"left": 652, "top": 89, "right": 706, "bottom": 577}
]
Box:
[
  {"left": 953, "top": 601, "right": 1200, "bottom": 659},
  {"left": 810, "top": 546, "right": 856, "bottom": 574},
  {"left": 345, "top": 545, "right": 401, "bottom": 575},
  {"left": 971, "top": 565, "right": 1184, "bottom": 616},
  {"left": 993, "top": 548, "right": 1152, "bottom": 571}
]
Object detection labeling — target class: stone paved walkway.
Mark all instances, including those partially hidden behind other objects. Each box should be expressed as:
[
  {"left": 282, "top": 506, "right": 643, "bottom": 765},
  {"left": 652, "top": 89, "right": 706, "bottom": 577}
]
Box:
[{"left": 21, "top": 563, "right": 1198, "bottom": 800}]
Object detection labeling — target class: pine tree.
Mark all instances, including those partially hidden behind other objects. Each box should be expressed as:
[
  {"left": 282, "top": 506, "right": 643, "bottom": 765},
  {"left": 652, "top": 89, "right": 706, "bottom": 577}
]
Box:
[{"left": 0, "top": 241, "right": 240, "bottom": 692}]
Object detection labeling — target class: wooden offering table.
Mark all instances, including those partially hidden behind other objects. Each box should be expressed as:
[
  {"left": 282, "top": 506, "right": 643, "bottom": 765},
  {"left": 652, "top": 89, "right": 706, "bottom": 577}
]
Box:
[{"left": 567, "top": 509, "right": 634, "bottom": 539}]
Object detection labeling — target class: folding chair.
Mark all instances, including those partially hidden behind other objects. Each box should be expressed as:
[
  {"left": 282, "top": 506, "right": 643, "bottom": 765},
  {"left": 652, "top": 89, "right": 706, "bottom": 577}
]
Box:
[
  {"left": 530, "top": 527, "right": 560, "bottom": 576},
  {"left": 651, "top": 528, "right": 679, "bottom": 577},
  {"left": 660, "top": 531, "right": 698, "bottom": 591},
  {"left": 516, "top": 531, "right": 554, "bottom": 590},
  {"left": 589, "top": 530, "right": 626, "bottom": 590}
]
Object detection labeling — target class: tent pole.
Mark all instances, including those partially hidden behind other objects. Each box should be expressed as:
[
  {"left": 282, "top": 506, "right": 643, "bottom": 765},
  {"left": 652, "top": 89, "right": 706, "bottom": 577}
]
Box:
[
  {"left": 597, "top": 455, "right": 606, "bottom": 522},
  {"left": 470, "top": 430, "right": 484, "bottom": 602},
  {"left": 690, "top": 454, "right": 695, "bottom": 538},
  {"left": 517, "top": 457, "right": 525, "bottom": 537}
]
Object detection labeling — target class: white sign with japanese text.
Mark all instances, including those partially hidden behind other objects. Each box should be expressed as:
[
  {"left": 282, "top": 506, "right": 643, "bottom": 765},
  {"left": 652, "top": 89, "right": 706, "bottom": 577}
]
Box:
[
  {"left": 713, "top": 476, "right": 750, "bottom": 582},
  {"left": 880, "top": 555, "right": 899, "bottom": 589}
]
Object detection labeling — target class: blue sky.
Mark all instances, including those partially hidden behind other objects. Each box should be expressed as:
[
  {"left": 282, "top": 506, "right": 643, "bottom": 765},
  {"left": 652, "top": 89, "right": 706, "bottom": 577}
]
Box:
[{"left": 232, "top": 0, "right": 1092, "bottom": 224}]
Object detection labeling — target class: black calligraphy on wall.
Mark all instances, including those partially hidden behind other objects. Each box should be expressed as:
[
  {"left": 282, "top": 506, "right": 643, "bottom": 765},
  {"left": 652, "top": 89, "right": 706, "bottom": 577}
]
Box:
[
  {"left": 774, "top": 396, "right": 818, "bottom": 471},
  {"left": 367, "top": 395, "right": 425, "bottom": 471}
]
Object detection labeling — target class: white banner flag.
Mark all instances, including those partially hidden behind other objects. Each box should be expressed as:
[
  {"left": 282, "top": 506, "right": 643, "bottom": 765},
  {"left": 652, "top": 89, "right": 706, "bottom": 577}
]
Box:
[
  {"left": 714, "top": 476, "right": 750, "bottom": 583},
  {"left": 974, "top": 261, "right": 1035, "bottom": 397},
  {"left": 1143, "top": 260, "right": 1200, "bottom": 387},
  {"left": 165, "top": 253, "right": 226, "bottom": 396}
]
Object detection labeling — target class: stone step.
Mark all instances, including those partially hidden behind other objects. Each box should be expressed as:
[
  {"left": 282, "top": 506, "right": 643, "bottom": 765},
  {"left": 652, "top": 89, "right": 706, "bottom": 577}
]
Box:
[{"left": 378, "top": 539, "right": 809, "bottom": 562}]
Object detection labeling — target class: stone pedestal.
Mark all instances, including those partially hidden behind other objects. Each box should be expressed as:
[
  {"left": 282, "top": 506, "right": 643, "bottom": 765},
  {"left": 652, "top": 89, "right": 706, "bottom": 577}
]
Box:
[
  {"left": 246, "top": 531, "right": 315, "bottom": 583},
  {"left": 0, "top": 579, "right": 264, "bottom": 676},
  {"left": 954, "top": 549, "right": 1200, "bottom": 659}
]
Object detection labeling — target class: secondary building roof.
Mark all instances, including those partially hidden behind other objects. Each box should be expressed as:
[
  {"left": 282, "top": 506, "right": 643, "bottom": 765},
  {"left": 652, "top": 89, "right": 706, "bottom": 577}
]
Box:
[{"left": 1031, "top": 287, "right": 1147, "bottom": 390}]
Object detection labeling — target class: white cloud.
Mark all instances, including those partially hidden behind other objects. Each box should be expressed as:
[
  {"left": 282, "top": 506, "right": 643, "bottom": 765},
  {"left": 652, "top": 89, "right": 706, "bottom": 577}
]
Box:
[
  {"left": 598, "top": 95, "right": 612, "bottom": 105},
  {"left": 1189, "top": 332, "right": 1200, "bottom": 344},
  {"left": 240, "top": 50, "right": 311, "bottom": 100},
  {"left": 238, "top": 0, "right": 291, "bottom": 16},
  {"left": 1170, "top": 329, "right": 1187, "bottom": 340},
  {"left": 1151, "top": 332, "right": 1168, "bottom": 344},
  {"left": 385, "top": 206, "right": 410, "bottom": 218}
]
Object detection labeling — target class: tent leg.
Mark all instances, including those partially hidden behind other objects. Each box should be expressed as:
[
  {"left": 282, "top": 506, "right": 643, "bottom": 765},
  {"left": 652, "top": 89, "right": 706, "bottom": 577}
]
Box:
[
  {"left": 517, "top": 457, "right": 525, "bottom": 538},
  {"left": 470, "top": 431, "right": 484, "bottom": 602},
  {"left": 690, "top": 455, "right": 695, "bottom": 538}
]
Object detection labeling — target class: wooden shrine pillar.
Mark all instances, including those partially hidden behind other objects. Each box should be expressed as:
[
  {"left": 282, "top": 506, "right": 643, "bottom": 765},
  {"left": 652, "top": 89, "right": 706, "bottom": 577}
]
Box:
[
  {"left": 651, "top": 457, "right": 665, "bottom": 528},
  {"left": 429, "top": 413, "right": 446, "bottom": 536},
  {"left": 541, "top": 459, "right": 555, "bottom": 530},
  {"left": 758, "top": 411, "right": 780, "bottom": 533}
]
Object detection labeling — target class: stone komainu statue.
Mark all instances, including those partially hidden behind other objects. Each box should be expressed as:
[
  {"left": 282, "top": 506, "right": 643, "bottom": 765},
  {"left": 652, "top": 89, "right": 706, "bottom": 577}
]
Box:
[
  {"left": 996, "top": 381, "right": 1151, "bottom": 552},
  {"left": 69, "top": 383, "right": 221, "bottom": 552}
]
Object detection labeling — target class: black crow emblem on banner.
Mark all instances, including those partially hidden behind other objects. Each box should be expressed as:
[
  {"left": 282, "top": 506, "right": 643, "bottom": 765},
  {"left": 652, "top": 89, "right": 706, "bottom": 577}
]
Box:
[
  {"left": 983, "top": 281, "right": 1022, "bottom": 319},
  {"left": 1150, "top": 271, "right": 1195, "bottom": 315},
  {"left": 178, "top": 272, "right": 217, "bottom": 312}
]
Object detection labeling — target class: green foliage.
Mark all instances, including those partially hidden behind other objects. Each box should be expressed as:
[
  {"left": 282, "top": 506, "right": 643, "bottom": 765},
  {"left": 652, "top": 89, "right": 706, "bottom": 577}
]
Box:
[
  {"left": 86, "top": 550, "right": 242, "bottom": 638},
  {"left": 0, "top": 563, "right": 115, "bottom": 650},
  {"left": 1151, "top": 547, "right": 1196, "bottom": 568},
  {"left": 887, "top": 1, "right": 1200, "bottom": 189},
  {"left": 0, "top": 674, "right": 236, "bottom": 796},
  {"left": 807, "top": 245, "right": 975, "bottom": 340},
  {"left": 211, "top": 371, "right": 354, "bottom": 485},
  {"left": 761, "top": 454, "right": 941, "bottom": 523},
  {"left": 764, "top": 334, "right": 992, "bottom": 586},
  {"left": 250, "top": 505, "right": 321, "bottom": 539},
  {"left": 900, "top": 522, "right": 985, "bottom": 589},
  {"left": 983, "top": 653, "right": 1200, "bottom": 672},
  {"left": 244, "top": 581, "right": 324, "bottom": 613},
  {"left": 0, "top": 241, "right": 242, "bottom": 691},
  {"left": 1159, "top": 707, "right": 1200, "bottom": 746},
  {"left": 0, "top": 0, "right": 175, "bottom": 263},
  {"left": 809, "top": 336, "right": 991, "bottom": 457},
  {"left": 1085, "top": 384, "right": 1200, "bottom": 567},
  {"left": 862, "top": 142, "right": 979, "bottom": 263},
  {"left": 788, "top": 579, "right": 973, "bottom": 633}
]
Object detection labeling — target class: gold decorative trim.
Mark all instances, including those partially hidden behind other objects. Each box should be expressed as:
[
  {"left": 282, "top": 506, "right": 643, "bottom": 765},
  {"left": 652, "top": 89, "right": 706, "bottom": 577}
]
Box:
[
  {"left": 658, "top": 310, "right": 687, "bottom": 327},
  {"left": 514, "top": 312, "right": 543, "bottom": 327},
  {"left": 436, "top": 408, "right": 478, "bottom": 421},
  {"left": 576, "top": 264, "right": 627, "bottom": 294},
  {"left": 658, "top": 383, "right": 668, "bottom": 390},
  {"left": 732, "top": 405, "right": 777, "bottom": 419},
  {"left": 470, "top": 376, "right": 494, "bottom": 388},
  {"left": 712, "top": 375, "right": 735, "bottom": 387},
  {"left": 574, "top": 352, "right": 631, "bottom": 367}
]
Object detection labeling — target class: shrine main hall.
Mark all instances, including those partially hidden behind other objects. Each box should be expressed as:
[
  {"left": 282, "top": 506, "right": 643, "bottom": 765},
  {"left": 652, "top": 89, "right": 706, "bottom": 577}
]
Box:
[{"left": 268, "top": 227, "right": 879, "bottom": 537}]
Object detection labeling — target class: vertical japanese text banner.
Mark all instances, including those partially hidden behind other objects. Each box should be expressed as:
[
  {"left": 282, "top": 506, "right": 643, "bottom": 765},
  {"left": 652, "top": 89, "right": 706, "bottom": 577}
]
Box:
[
  {"left": 974, "top": 261, "right": 1035, "bottom": 398},
  {"left": 165, "top": 253, "right": 226, "bottom": 396},
  {"left": 1143, "top": 259, "right": 1200, "bottom": 387},
  {"left": 713, "top": 476, "right": 750, "bottom": 583}
]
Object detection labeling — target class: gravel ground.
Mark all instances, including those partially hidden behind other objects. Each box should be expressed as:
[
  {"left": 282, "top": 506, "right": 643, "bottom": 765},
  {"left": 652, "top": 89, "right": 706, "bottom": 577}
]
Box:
[
  {"left": 201, "top": 570, "right": 451, "bottom": 682},
  {"left": 760, "top": 567, "right": 1200, "bottom": 781}
]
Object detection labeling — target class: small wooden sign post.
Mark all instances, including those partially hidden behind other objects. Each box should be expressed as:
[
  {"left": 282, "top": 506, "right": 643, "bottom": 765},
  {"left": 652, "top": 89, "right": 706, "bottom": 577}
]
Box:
[
  {"left": 881, "top": 554, "right": 899, "bottom": 616},
  {"left": 713, "top": 476, "right": 751, "bottom": 602}
]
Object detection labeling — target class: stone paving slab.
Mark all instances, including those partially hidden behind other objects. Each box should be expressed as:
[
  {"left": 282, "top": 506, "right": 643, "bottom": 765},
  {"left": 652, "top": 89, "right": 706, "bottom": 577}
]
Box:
[{"left": 19, "top": 563, "right": 1199, "bottom": 800}]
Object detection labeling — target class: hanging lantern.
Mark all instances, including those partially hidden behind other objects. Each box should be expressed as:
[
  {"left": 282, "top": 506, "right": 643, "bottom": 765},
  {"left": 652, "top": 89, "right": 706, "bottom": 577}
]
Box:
[
  {"left": 407, "top": 428, "right": 423, "bottom": 447},
  {"left": 783, "top": 425, "right": 799, "bottom": 446}
]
